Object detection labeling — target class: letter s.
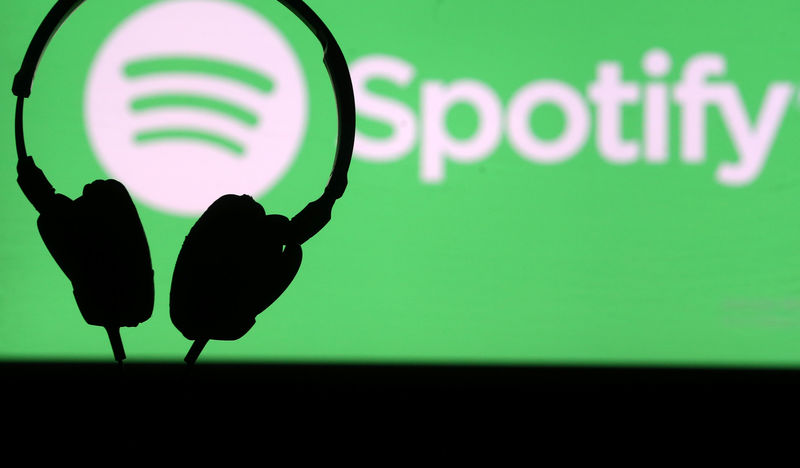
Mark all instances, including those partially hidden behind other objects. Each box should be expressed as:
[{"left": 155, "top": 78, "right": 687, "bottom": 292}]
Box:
[{"left": 351, "top": 55, "right": 417, "bottom": 162}]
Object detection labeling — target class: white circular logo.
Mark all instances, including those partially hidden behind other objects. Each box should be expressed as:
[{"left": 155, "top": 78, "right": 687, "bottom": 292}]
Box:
[{"left": 85, "top": 0, "right": 308, "bottom": 215}]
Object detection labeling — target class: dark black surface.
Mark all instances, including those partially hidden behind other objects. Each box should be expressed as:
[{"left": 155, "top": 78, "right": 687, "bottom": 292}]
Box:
[
  {"left": 5, "top": 361, "right": 800, "bottom": 401},
  {"left": 2, "top": 362, "right": 794, "bottom": 456}
]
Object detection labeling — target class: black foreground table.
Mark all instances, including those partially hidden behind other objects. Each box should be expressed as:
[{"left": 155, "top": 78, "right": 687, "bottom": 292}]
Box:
[{"left": 2, "top": 362, "right": 796, "bottom": 454}]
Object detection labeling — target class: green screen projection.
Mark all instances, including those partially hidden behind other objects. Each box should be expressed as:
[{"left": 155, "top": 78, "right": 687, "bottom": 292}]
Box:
[{"left": 3, "top": 0, "right": 800, "bottom": 366}]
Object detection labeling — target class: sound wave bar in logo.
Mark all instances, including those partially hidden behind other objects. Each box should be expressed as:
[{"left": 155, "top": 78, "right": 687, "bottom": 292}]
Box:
[{"left": 123, "top": 55, "right": 274, "bottom": 157}]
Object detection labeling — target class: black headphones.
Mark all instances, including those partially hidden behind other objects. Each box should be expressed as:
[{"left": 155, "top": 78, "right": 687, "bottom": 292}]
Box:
[{"left": 13, "top": 0, "right": 355, "bottom": 364}]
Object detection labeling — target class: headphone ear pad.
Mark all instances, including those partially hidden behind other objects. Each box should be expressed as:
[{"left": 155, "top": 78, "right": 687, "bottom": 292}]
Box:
[
  {"left": 170, "top": 194, "right": 302, "bottom": 342},
  {"left": 36, "top": 179, "right": 154, "bottom": 328}
]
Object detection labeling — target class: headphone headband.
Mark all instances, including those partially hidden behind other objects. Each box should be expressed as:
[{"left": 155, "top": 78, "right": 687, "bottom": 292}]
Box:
[{"left": 14, "top": 0, "right": 354, "bottom": 240}]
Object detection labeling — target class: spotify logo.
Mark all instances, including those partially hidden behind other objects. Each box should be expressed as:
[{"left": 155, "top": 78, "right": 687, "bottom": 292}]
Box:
[{"left": 85, "top": 0, "right": 308, "bottom": 215}]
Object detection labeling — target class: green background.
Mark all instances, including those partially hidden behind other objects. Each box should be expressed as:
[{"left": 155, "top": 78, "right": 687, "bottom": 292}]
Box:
[{"left": 2, "top": 0, "right": 800, "bottom": 366}]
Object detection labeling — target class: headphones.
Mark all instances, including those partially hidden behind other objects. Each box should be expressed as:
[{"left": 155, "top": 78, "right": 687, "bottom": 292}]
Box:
[{"left": 13, "top": 0, "right": 355, "bottom": 364}]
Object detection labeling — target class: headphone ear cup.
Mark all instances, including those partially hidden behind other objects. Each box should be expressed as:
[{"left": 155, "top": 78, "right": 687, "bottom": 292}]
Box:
[
  {"left": 36, "top": 179, "right": 154, "bottom": 359},
  {"left": 170, "top": 195, "right": 302, "bottom": 350}
]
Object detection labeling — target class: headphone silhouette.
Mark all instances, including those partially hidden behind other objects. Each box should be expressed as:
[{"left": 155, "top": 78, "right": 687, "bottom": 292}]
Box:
[{"left": 13, "top": 0, "right": 355, "bottom": 364}]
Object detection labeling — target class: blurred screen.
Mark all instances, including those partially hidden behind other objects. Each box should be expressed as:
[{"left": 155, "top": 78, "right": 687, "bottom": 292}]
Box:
[{"left": 2, "top": 0, "right": 800, "bottom": 365}]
